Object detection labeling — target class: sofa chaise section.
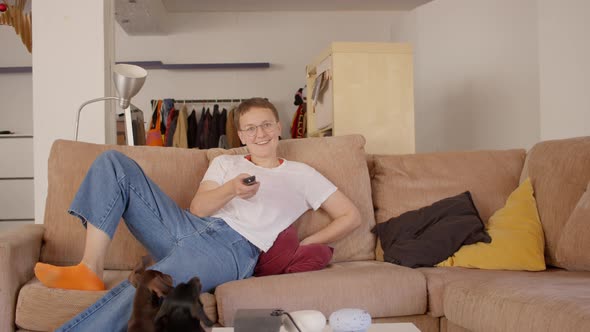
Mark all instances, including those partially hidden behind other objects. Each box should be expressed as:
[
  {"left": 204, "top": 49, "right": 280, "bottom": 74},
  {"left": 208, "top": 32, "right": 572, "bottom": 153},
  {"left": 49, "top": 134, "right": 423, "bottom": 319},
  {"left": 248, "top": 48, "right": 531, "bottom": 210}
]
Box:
[{"left": 443, "top": 269, "right": 590, "bottom": 331}]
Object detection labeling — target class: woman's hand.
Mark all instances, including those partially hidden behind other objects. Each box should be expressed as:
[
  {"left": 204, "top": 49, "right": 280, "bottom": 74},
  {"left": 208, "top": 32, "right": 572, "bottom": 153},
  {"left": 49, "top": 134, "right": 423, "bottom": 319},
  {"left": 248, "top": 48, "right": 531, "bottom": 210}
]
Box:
[{"left": 232, "top": 173, "right": 260, "bottom": 199}]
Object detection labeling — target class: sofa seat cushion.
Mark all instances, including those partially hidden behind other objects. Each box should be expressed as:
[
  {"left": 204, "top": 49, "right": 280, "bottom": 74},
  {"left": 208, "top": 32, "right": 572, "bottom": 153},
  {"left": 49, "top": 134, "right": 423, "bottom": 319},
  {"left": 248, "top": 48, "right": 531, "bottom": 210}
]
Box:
[
  {"left": 15, "top": 270, "right": 217, "bottom": 331},
  {"left": 214, "top": 261, "right": 427, "bottom": 326},
  {"left": 418, "top": 267, "right": 527, "bottom": 317},
  {"left": 443, "top": 269, "right": 590, "bottom": 332}
]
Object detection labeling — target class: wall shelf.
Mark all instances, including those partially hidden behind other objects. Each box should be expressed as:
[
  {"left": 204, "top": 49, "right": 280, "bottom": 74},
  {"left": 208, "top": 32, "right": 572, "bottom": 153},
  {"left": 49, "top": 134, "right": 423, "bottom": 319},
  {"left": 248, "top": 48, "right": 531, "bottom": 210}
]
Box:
[
  {"left": 0, "top": 134, "right": 33, "bottom": 138},
  {"left": 0, "top": 61, "right": 270, "bottom": 74},
  {"left": 116, "top": 61, "right": 270, "bottom": 70},
  {"left": 0, "top": 66, "right": 32, "bottom": 73}
]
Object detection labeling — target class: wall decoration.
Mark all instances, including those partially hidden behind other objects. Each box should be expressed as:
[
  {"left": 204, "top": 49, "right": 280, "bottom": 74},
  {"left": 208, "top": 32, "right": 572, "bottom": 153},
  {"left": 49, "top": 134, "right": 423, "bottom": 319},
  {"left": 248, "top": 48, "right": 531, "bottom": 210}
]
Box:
[{"left": 0, "top": 0, "right": 32, "bottom": 53}]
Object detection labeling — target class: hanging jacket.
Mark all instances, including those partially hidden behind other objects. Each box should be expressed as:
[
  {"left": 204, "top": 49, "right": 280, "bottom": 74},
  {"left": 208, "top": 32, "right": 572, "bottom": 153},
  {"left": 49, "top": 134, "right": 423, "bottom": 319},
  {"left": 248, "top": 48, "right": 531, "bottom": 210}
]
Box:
[
  {"left": 146, "top": 100, "right": 164, "bottom": 147},
  {"left": 173, "top": 105, "right": 189, "bottom": 148},
  {"left": 203, "top": 109, "right": 213, "bottom": 148},
  {"left": 187, "top": 109, "right": 198, "bottom": 149},
  {"left": 219, "top": 108, "right": 227, "bottom": 136},
  {"left": 197, "top": 107, "right": 207, "bottom": 149},
  {"left": 160, "top": 99, "right": 174, "bottom": 135},
  {"left": 225, "top": 108, "right": 241, "bottom": 148},
  {"left": 290, "top": 103, "right": 307, "bottom": 139},
  {"left": 208, "top": 105, "right": 221, "bottom": 149},
  {"left": 198, "top": 108, "right": 213, "bottom": 149},
  {"left": 165, "top": 107, "right": 178, "bottom": 146}
]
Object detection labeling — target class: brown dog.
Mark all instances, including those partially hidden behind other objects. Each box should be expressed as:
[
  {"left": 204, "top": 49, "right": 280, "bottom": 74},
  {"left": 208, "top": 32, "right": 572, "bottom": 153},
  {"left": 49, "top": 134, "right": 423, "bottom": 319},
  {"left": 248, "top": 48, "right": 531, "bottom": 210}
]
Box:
[
  {"left": 127, "top": 256, "right": 174, "bottom": 332},
  {"left": 154, "top": 276, "right": 214, "bottom": 332}
]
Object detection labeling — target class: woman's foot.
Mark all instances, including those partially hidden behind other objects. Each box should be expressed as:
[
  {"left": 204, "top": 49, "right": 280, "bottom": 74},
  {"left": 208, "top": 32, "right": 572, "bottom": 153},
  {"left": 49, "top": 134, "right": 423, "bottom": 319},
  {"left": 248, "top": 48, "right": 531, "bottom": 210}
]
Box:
[{"left": 34, "top": 262, "right": 106, "bottom": 291}]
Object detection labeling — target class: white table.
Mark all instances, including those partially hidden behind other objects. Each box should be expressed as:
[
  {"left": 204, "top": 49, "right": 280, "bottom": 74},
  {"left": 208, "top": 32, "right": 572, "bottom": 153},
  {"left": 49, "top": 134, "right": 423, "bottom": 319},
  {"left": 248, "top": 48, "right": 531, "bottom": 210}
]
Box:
[{"left": 211, "top": 322, "right": 420, "bottom": 332}]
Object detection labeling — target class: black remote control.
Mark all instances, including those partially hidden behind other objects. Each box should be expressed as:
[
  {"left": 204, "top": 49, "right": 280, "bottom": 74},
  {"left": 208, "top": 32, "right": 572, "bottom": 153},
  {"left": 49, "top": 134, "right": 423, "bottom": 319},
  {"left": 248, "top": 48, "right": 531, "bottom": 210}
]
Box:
[{"left": 243, "top": 175, "right": 256, "bottom": 186}]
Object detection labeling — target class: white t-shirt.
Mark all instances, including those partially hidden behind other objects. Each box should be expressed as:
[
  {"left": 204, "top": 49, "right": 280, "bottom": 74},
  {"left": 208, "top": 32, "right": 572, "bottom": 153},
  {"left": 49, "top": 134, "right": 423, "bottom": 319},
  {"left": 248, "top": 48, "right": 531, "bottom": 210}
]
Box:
[{"left": 201, "top": 155, "right": 337, "bottom": 252}]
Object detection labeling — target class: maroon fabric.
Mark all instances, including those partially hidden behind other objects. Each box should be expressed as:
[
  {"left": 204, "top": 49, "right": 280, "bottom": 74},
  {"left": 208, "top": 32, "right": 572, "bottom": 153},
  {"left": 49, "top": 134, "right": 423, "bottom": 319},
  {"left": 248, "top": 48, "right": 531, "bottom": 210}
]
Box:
[{"left": 254, "top": 225, "right": 334, "bottom": 277}]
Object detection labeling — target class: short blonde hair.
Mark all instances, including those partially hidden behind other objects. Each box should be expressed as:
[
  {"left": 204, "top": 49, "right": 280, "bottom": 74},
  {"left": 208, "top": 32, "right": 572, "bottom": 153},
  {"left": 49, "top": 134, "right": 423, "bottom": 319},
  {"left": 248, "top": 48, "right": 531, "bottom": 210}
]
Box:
[{"left": 234, "top": 98, "right": 279, "bottom": 129}]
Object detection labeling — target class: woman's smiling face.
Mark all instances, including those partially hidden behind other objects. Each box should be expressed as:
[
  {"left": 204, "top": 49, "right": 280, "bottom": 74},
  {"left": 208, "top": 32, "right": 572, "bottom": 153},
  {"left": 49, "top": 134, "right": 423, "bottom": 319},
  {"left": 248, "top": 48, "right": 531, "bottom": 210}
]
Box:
[{"left": 237, "top": 107, "right": 282, "bottom": 158}]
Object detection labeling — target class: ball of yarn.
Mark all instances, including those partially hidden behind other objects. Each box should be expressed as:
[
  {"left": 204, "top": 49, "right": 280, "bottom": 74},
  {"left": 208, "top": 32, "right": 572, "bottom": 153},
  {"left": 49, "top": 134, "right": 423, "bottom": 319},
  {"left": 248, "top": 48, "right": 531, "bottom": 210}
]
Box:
[{"left": 329, "top": 308, "right": 371, "bottom": 332}]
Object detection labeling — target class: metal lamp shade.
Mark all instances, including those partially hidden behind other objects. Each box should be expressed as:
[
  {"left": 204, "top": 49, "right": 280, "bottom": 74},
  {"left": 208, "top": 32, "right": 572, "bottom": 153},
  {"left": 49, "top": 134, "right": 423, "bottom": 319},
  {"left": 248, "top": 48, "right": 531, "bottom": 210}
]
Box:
[{"left": 113, "top": 64, "right": 147, "bottom": 109}]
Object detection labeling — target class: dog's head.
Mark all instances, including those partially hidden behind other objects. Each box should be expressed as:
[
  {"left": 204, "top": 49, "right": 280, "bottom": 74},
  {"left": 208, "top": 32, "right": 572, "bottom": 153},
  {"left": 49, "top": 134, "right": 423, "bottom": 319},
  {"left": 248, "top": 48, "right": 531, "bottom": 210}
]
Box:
[
  {"left": 141, "top": 270, "right": 174, "bottom": 298},
  {"left": 128, "top": 257, "right": 174, "bottom": 332},
  {"left": 154, "top": 276, "right": 213, "bottom": 332},
  {"left": 128, "top": 256, "right": 173, "bottom": 298}
]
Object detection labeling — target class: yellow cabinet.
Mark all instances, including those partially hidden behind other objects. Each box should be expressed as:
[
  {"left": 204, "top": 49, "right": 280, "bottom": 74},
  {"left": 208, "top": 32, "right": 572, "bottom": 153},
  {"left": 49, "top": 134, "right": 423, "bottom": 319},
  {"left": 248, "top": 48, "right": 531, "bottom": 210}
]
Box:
[{"left": 306, "top": 42, "right": 415, "bottom": 154}]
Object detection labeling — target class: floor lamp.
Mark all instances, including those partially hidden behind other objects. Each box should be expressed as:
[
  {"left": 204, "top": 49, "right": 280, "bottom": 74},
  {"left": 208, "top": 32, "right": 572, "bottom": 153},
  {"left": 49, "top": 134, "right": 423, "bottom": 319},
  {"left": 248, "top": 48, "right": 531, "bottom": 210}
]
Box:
[{"left": 74, "top": 64, "right": 147, "bottom": 145}]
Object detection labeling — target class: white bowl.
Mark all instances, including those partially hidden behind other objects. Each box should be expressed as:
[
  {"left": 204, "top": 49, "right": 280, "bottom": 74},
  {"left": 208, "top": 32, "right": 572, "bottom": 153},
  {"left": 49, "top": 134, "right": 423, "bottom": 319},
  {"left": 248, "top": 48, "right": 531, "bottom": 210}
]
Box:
[{"left": 282, "top": 310, "right": 327, "bottom": 332}]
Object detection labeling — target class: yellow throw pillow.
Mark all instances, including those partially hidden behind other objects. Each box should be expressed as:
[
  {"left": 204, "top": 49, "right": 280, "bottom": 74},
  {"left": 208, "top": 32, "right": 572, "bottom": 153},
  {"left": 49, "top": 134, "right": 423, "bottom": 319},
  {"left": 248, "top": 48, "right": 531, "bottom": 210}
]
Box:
[{"left": 437, "top": 178, "right": 545, "bottom": 271}]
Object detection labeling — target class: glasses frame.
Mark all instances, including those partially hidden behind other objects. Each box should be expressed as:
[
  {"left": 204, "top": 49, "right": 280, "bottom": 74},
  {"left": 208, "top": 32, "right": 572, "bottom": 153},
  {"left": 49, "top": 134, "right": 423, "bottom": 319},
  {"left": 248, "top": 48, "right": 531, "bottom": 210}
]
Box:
[{"left": 239, "top": 121, "right": 279, "bottom": 137}]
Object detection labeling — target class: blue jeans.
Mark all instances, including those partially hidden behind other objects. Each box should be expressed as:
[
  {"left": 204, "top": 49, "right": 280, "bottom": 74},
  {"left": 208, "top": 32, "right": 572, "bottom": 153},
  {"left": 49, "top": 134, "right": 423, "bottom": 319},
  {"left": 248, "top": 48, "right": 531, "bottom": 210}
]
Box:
[{"left": 57, "top": 150, "right": 260, "bottom": 332}]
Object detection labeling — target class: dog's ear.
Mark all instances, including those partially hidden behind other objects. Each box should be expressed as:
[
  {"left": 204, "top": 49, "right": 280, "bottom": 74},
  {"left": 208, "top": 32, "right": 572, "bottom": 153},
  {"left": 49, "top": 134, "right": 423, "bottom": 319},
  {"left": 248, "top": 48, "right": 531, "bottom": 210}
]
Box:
[
  {"left": 141, "top": 255, "right": 153, "bottom": 268},
  {"left": 128, "top": 256, "right": 153, "bottom": 287},
  {"left": 190, "top": 297, "right": 214, "bottom": 327},
  {"left": 188, "top": 277, "right": 214, "bottom": 327},
  {"left": 162, "top": 273, "right": 173, "bottom": 288},
  {"left": 188, "top": 277, "right": 202, "bottom": 297},
  {"left": 151, "top": 272, "right": 174, "bottom": 298},
  {"left": 128, "top": 263, "right": 144, "bottom": 288}
]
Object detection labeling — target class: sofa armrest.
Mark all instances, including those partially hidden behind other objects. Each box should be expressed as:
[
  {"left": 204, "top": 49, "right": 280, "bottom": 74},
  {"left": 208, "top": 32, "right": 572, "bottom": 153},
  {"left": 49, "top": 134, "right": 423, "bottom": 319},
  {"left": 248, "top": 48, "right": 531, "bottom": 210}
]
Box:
[{"left": 0, "top": 224, "right": 45, "bottom": 332}]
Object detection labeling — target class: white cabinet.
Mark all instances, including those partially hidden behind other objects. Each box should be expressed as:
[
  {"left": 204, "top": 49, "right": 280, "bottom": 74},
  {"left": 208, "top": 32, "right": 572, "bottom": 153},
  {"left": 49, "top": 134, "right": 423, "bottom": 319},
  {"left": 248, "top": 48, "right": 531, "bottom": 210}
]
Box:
[
  {"left": 0, "top": 135, "right": 34, "bottom": 230},
  {"left": 306, "top": 42, "right": 415, "bottom": 155}
]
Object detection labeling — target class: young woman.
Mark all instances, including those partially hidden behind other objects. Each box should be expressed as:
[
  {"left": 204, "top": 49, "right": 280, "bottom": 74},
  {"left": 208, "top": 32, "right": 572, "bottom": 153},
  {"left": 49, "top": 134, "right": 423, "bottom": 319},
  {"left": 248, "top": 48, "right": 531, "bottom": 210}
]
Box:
[{"left": 35, "top": 98, "right": 361, "bottom": 331}]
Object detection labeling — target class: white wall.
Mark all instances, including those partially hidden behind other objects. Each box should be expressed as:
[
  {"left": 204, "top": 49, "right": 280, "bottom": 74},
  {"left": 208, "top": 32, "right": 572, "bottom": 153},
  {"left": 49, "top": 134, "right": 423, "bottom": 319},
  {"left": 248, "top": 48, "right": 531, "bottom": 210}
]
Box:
[
  {"left": 32, "top": 0, "right": 115, "bottom": 223},
  {"left": 116, "top": 11, "right": 405, "bottom": 138},
  {"left": 409, "top": 0, "right": 540, "bottom": 152},
  {"left": 5, "top": 1, "right": 590, "bottom": 224},
  {"left": 538, "top": 0, "right": 590, "bottom": 140}
]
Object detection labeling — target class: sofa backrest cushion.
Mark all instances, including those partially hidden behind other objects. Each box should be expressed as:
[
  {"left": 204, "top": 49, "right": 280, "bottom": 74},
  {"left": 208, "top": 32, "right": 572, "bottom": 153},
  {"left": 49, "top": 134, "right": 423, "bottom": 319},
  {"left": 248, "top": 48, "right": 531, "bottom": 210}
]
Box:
[
  {"left": 555, "top": 181, "right": 590, "bottom": 271},
  {"left": 207, "top": 135, "right": 376, "bottom": 263},
  {"left": 371, "top": 149, "right": 525, "bottom": 260},
  {"left": 520, "top": 136, "right": 590, "bottom": 268},
  {"left": 41, "top": 140, "right": 210, "bottom": 269}
]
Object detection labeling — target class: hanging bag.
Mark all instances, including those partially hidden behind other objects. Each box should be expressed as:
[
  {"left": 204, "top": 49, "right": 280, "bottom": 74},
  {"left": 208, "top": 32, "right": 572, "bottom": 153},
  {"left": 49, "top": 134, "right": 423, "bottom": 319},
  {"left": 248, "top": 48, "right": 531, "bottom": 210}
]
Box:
[{"left": 146, "top": 100, "right": 164, "bottom": 146}]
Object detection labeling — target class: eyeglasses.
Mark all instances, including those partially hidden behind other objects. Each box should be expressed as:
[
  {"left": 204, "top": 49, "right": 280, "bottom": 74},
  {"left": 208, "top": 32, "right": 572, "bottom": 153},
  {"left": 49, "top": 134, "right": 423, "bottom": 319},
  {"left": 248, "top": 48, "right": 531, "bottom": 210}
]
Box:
[{"left": 239, "top": 121, "right": 279, "bottom": 137}]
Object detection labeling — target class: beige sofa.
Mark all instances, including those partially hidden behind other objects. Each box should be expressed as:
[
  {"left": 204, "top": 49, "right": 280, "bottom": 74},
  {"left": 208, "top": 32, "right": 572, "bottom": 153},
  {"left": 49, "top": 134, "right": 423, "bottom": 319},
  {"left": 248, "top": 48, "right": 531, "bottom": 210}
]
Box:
[{"left": 1, "top": 135, "right": 589, "bottom": 332}]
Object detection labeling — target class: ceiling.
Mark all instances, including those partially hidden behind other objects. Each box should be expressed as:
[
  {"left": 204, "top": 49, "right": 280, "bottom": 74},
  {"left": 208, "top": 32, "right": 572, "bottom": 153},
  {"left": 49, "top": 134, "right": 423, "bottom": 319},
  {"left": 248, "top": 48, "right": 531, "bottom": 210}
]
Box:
[{"left": 115, "top": 0, "right": 433, "bottom": 35}]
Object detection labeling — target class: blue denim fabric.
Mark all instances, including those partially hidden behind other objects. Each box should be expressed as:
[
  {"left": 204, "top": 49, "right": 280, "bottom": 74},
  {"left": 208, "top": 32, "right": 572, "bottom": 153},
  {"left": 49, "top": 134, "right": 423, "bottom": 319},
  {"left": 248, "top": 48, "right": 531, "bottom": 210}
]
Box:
[
  {"left": 57, "top": 150, "right": 260, "bottom": 332},
  {"left": 160, "top": 98, "right": 175, "bottom": 134}
]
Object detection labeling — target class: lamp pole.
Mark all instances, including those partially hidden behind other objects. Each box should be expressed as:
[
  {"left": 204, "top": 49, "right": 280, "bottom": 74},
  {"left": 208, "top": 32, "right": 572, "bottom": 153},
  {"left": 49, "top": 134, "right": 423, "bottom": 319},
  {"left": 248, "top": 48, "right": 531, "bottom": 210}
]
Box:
[
  {"left": 74, "top": 64, "right": 147, "bottom": 146},
  {"left": 74, "top": 97, "right": 135, "bottom": 145}
]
